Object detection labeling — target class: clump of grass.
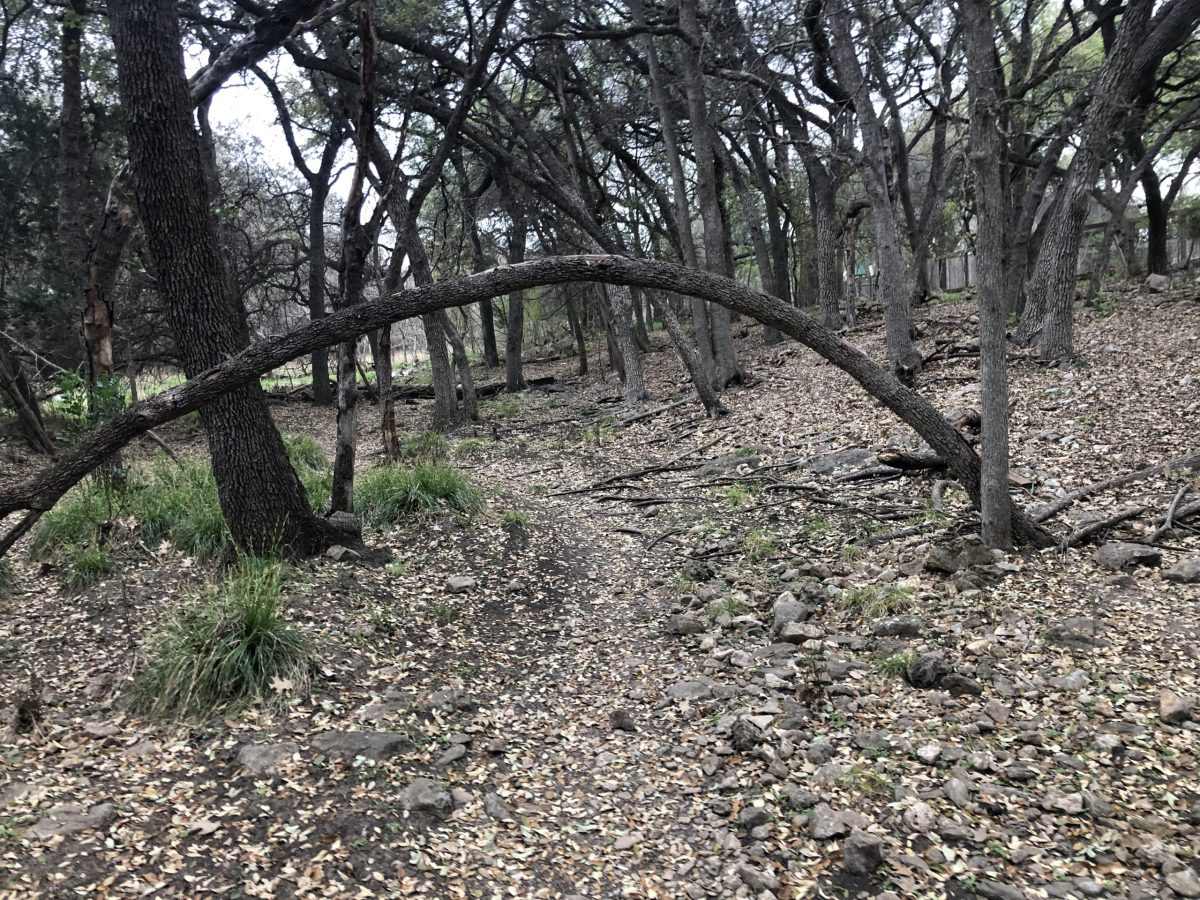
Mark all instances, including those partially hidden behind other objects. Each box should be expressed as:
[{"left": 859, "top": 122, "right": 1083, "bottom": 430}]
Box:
[
  {"left": 878, "top": 651, "right": 917, "bottom": 678},
  {"left": 129, "top": 461, "right": 228, "bottom": 561},
  {"left": 500, "top": 509, "right": 529, "bottom": 528},
  {"left": 129, "top": 558, "right": 312, "bottom": 720},
  {"left": 64, "top": 541, "right": 112, "bottom": 591},
  {"left": 355, "top": 463, "right": 484, "bottom": 526},
  {"left": 840, "top": 543, "right": 863, "bottom": 561},
  {"left": 401, "top": 432, "right": 449, "bottom": 463},
  {"left": 454, "top": 437, "right": 487, "bottom": 459},
  {"left": 804, "top": 517, "right": 832, "bottom": 539},
  {"left": 428, "top": 601, "right": 461, "bottom": 624},
  {"left": 838, "top": 584, "right": 915, "bottom": 618},
  {"left": 487, "top": 396, "right": 524, "bottom": 418},
  {"left": 722, "top": 484, "right": 753, "bottom": 506},
  {"left": 384, "top": 558, "right": 410, "bottom": 577},
  {"left": 282, "top": 433, "right": 333, "bottom": 507},
  {"left": 744, "top": 528, "right": 777, "bottom": 560},
  {"left": 708, "top": 597, "right": 749, "bottom": 620},
  {"left": 29, "top": 479, "right": 111, "bottom": 560}
]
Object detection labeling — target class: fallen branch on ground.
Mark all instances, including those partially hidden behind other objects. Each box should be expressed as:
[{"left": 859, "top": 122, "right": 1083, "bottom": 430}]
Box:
[{"left": 1029, "top": 448, "right": 1200, "bottom": 523}]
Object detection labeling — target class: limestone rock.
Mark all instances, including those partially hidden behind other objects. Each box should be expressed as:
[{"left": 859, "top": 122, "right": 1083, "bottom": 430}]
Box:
[
  {"left": 237, "top": 741, "right": 299, "bottom": 775},
  {"left": 1092, "top": 541, "right": 1161, "bottom": 571},
  {"left": 401, "top": 777, "right": 453, "bottom": 818},
  {"left": 1160, "top": 689, "right": 1194, "bottom": 724},
  {"left": 842, "top": 829, "right": 885, "bottom": 875},
  {"left": 26, "top": 803, "right": 117, "bottom": 840},
  {"left": 1164, "top": 555, "right": 1200, "bottom": 584},
  {"left": 311, "top": 730, "right": 411, "bottom": 761},
  {"left": 445, "top": 574, "right": 477, "bottom": 593}
]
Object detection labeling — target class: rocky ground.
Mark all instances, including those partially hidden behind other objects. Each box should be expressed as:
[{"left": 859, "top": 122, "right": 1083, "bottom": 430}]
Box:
[{"left": 1, "top": 283, "right": 1199, "bottom": 899}]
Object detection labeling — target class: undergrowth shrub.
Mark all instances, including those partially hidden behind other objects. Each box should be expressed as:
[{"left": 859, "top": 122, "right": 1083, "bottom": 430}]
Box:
[
  {"left": 282, "top": 433, "right": 332, "bottom": 507},
  {"left": 400, "top": 432, "right": 449, "bottom": 463},
  {"left": 29, "top": 479, "right": 113, "bottom": 560},
  {"left": 355, "top": 463, "right": 484, "bottom": 526},
  {"left": 129, "top": 558, "right": 312, "bottom": 720},
  {"left": 29, "top": 434, "right": 331, "bottom": 565},
  {"left": 64, "top": 541, "right": 112, "bottom": 590},
  {"left": 838, "top": 584, "right": 915, "bottom": 618}
]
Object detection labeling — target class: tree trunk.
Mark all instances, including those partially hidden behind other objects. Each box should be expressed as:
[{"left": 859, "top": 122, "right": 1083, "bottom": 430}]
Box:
[
  {"left": 505, "top": 209, "right": 527, "bottom": 393},
  {"left": 678, "top": 0, "right": 742, "bottom": 388},
  {"left": 964, "top": 0, "right": 1013, "bottom": 550},
  {"left": 440, "top": 309, "right": 477, "bottom": 419},
  {"left": 479, "top": 298, "right": 500, "bottom": 368},
  {"left": 107, "top": 0, "right": 327, "bottom": 555},
  {"left": 330, "top": 1, "right": 376, "bottom": 514},
  {"left": 1144, "top": 172, "right": 1170, "bottom": 274},
  {"left": 652, "top": 294, "right": 725, "bottom": 418},
  {"left": 812, "top": 171, "right": 843, "bottom": 329},
  {"left": 1018, "top": 0, "right": 1154, "bottom": 361},
  {"left": 308, "top": 180, "right": 333, "bottom": 405},
  {"left": 822, "top": 0, "right": 921, "bottom": 381},
  {"left": 566, "top": 289, "right": 588, "bottom": 375}
]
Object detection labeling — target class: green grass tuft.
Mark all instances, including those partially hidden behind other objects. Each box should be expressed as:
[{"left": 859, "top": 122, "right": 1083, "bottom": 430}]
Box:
[
  {"left": 744, "top": 528, "right": 778, "bottom": 560},
  {"left": 32, "top": 436, "right": 329, "bottom": 566},
  {"left": 838, "top": 584, "right": 915, "bottom": 618},
  {"left": 282, "top": 433, "right": 332, "bottom": 508},
  {"left": 401, "top": 433, "right": 449, "bottom": 463},
  {"left": 454, "top": 438, "right": 487, "bottom": 458},
  {"left": 129, "top": 558, "right": 312, "bottom": 720},
  {"left": 500, "top": 508, "right": 529, "bottom": 527},
  {"left": 29, "top": 480, "right": 111, "bottom": 560},
  {"left": 355, "top": 463, "right": 484, "bottom": 526},
  {"left": 708, "top": 597, "right": 749, "bottom": 620},
  {"left": 64, "top": 541, "right": 112, "bottom": 590}
]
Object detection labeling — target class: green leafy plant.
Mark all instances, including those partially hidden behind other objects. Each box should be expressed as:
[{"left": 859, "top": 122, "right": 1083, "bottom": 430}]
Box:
[
  {"left": 355, "top": 463, "right": 484, "bottom": 526},
  {"left": 877, "top": 651, "right": 917, "bottom": 678},
  {"left": 129, "top": 558, "right": 312, "bottom": 720}
]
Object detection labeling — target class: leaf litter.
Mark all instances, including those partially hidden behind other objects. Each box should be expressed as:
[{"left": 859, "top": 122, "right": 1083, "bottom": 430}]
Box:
[{"left": 0, "top": 288, "right": 1198, "bottom": 898}]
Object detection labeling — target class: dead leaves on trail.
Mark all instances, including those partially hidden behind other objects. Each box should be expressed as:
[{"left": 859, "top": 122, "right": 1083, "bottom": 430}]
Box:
[{"left": 0, "top": 288, "right": 1198, "bottom": 896}]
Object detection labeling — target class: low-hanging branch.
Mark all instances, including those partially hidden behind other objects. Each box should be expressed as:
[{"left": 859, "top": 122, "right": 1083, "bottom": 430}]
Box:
[{"left": 0, "top": 255, "right": 1053, "bottom": 550}]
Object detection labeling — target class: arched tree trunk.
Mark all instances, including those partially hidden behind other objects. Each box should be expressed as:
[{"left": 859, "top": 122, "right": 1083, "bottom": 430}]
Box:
[{"left": 0, "top": 256, "right": 1053, "bottom": 554}]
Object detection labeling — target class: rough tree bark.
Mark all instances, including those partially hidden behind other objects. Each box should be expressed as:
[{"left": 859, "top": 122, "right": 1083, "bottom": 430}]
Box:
[
  {"left": 963, "top": 0, "right": 1013, "bottom": 550},
  {"left": 330, "top": 1, "right": 376, "bottom": 515},
  {"left": 0, "top": 256, "right": 1053, "bottom": 553},
  {"left": 1017, "top": 0, "right": 1154, "bottom": 361},
  {"left": 817, "top": 0, "right": 922, "bottom": 381},
  {"left": 678, "top": 0, "right": 742, "bottom": 388},
  {"left": 106, "top": 0, "right": 330, "bottom": 555},
  {"left": 505, "top": 205, "right": 528, "bottom": 393}
]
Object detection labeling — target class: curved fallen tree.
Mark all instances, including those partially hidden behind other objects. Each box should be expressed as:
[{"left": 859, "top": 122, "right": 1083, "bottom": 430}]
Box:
[{"left": 0, "top": 255, "right": 1053, "bottom": 553}]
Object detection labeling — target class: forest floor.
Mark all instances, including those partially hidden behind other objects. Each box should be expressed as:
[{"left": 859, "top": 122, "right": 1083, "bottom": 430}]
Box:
[{"left": 1, "top": 284, "right": 1199, "bottom": 900}]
